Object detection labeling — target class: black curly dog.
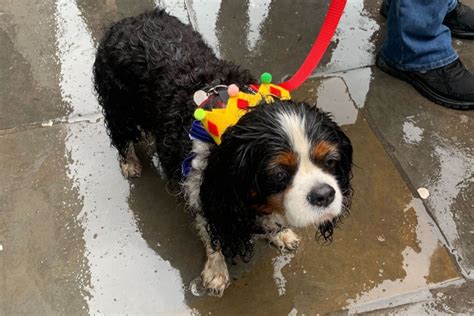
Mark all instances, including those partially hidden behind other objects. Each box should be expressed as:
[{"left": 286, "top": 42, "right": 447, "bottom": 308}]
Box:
[{"left": 94, "top": 8, "right": 352, "bottom": 297}]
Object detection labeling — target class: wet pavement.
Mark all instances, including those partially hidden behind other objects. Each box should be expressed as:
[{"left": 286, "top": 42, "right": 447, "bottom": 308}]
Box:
[{"left": 1, "top": 0, "right": 473, "bottom": 314}]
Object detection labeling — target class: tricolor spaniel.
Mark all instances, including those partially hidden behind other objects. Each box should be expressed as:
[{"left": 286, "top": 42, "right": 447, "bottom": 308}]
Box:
[{"left": 93, "top": 8, "right": 352, "bottom": 297}]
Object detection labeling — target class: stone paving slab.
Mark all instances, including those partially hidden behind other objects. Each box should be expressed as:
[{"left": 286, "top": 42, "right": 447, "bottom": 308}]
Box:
[
  {"left": 0, "top": 1, "right": 65, "bottom": 129},
  {"left": 0, "top": 124, "right": 87, "bottom": 315},
  {"left": 362, "top": 64, "right": 474, "bottom": 278},
  {"left": 364, "top": 280, "right": 474, "bottom": 315}
]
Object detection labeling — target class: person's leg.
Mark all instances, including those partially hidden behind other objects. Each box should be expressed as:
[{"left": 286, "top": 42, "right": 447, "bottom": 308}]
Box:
[
  {"left": 377, "top": 0, "right": 474, "bottom": 110},
  {"left": 382, "top": 0, "right": 474, "bottom": 39},
  {"left": 381, "top": 0, "right": 458, "bottom": 72},
  {"left": 384, "top": 0, "right": 457, "bottom": 14}
]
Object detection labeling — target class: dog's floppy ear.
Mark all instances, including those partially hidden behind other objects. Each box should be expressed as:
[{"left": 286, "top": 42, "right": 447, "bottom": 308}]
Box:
[
  {"left": 333, "top": 124, "right": 353, "bottom": 195},
  {"left": 199, "top": 128, "right": 261, "bottom": 260},
  {"left": 315, "top": 108, "right": 353, "bottom": 194}
]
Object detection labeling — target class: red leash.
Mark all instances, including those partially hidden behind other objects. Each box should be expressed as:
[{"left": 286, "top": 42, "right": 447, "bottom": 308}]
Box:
[
  {"left": 191, "top": 0, "right": 347, "bottom": 147},
  {"left": 279, "top": 0, "right": 347, "bottom": 91}
]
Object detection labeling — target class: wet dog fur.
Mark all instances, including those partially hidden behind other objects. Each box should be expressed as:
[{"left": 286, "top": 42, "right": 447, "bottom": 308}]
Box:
[{"left": 93, "top": 8, "right": 353, "bottom": 297}]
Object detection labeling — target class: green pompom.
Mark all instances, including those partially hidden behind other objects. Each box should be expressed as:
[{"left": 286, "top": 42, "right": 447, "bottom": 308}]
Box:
[
  {"left": 194, "top": 108, "right": 206, "bottom": 121},
  {"left": 260, "top": 72, "right": 272, "bottom": 84}
]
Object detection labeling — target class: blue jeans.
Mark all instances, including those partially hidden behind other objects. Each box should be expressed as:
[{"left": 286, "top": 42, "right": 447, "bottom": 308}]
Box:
[{"left": 381, "top": 0, "right": 459, "bottom": 71}]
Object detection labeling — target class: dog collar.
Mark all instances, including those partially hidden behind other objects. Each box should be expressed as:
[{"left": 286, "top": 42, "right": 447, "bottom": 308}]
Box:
[{"left": 192, "top": 73, "right": 291, "bottom": 145}]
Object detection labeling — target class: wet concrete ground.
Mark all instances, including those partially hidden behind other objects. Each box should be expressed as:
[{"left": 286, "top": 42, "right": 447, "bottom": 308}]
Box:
[{"left": 0, "top": 0, "right": 473, "bottom": 314}]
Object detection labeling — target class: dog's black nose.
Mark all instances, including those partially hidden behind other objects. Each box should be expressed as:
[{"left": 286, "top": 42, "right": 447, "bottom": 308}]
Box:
[{"left": 307, "top": 184, "right": 335, "bottom": 207}]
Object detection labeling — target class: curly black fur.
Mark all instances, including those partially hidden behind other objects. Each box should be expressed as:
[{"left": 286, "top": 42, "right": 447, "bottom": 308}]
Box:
[{"left": 93, "top": 8, "right": 254, "bottom": 181}]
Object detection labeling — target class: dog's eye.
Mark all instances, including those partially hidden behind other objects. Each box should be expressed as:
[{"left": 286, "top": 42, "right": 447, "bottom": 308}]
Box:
[
  {"left": 325, "top": 158, "right": 338, "bottom": 169},
  {"left": 273, "top": 171, "right": 289, "bottom": 183}
]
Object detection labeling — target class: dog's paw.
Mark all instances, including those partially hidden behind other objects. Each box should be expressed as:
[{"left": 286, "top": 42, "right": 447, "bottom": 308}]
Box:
[
  {"left": 201, "top": 252, "right": 230, "bottom": 297},
  {"left": 271, "top": 228, "right": 301, "bottom": 253},
  {"left": 120, "top": 159, "right": 142, "bottom": 178}
]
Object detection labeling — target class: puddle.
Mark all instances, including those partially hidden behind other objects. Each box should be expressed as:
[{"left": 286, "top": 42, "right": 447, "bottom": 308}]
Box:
[
  {"left": 55, "top": 0, "right": 191, "bottom": 313},
  {"left": 155, "top": 0, "right": 222, "bottom": 54},
  {"left": 288, "top": 307, "right": 299, "bottom": 316},
  {"left": 185, "top": 0, "right": 222, "bottom": 56},
  {"left": 314, "top": 0, "right": 380, "bottom": 108},
  {"left": 55, "top": 0, "right": 100, "bottom": 120},
  {"left": 246, "top": 0, "right": 272, "bottom": 50},
  {"left": 337, "top": 67, "right": 374, "bottom": 108},
  {"left": 402, "top": 118, "right": 424, "bottom": 145},
  {"left": 331, "top": 0, "right": 379, "bottom": 107},
  {"left": 399, "top": 119, "right": 472, "bottom": 265},
  {"left": 315, "top": 76, "right": 359, "bottom": 125},
  {"left": 426, "top": 141, "right": 474, "bottom": 248},
  {"left": 65, "top": 123, "right": 190, "bottom": 314},
  {"left": 292, "top": 75, "right": 359, "bottom": 126},
  {"left": 290, "top": 0, "right": 380, "bottom": 115},
  {"left": 347, "top": 198, "right": 461, "bottom": 313},
  {"left": 324, "top": 0, "right": 379, "bottom": 73},
  {"left": 155, "top": 0, "right": 189, "bottom": 23},
  {"left": 272, "top": 253, "right": 295, "bottom": 296}
]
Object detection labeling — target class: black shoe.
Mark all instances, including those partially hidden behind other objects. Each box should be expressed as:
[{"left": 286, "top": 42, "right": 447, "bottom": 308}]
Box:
[
  {"left": 376, "top": 54, "right": 474, "bottom": 110},
  {"left": 444, "top": 2, "right": 474, "bottom": 39},
  {"left": 380, "top": 2, "right": 474, "bottom": 39}
]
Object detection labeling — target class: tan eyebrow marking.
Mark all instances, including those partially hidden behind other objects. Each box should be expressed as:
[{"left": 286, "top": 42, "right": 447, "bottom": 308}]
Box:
[
  {"left": 272, "top": 151, "right": 298, "bottom": 167},
  {"left": 312, "top": 141, "right": 337, "bottom": 161}
]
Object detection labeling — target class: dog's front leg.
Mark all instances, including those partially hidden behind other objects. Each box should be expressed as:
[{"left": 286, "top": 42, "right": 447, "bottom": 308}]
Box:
[
  {"left": 195, "top": 214, "right": 230, "bottom": 297},
  {"left": 257, "top": 213, "right": 301, "bottom": 253},
  {"left": 120, "top": 142, "right": 142, "bottom": 178}
]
